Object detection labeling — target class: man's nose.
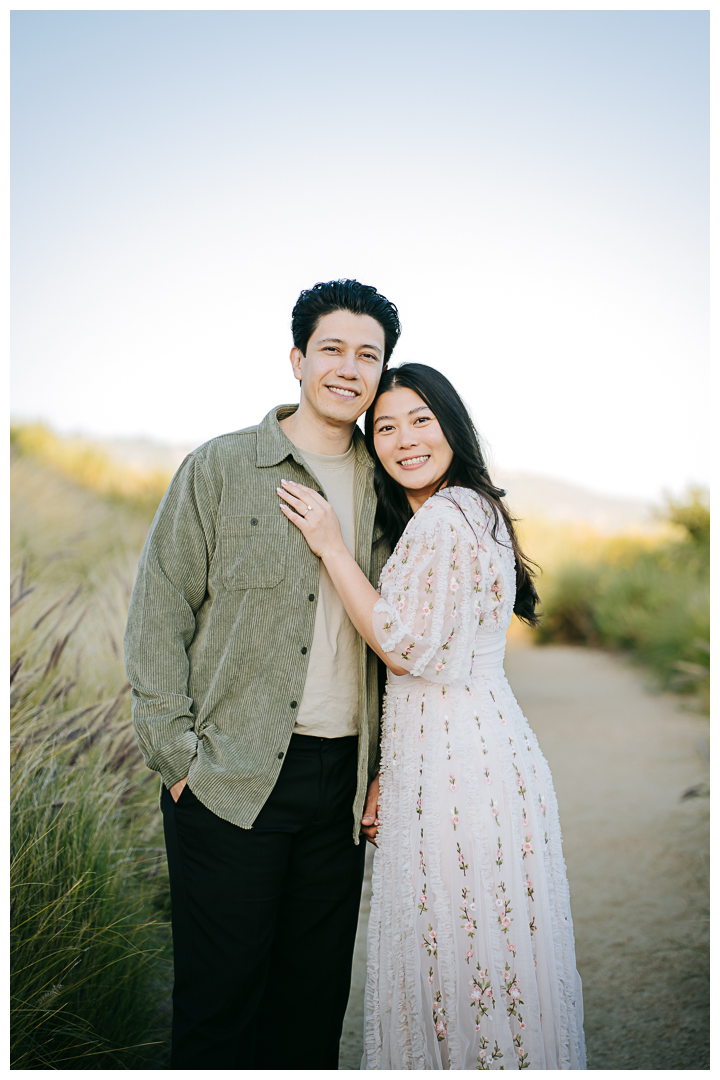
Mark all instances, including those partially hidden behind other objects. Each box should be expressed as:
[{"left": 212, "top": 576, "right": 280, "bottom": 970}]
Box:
[{"left": 335, "top": 352, "right": 360, "bottom": 379}]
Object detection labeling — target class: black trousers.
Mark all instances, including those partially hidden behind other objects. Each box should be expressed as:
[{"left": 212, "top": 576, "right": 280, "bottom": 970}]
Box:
[{"left": 162, "top": 733, "right": 366, "bottom": 1070}]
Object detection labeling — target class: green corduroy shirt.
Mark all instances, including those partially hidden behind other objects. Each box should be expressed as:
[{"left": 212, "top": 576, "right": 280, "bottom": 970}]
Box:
[{"left": 124, "top": 405, "right": 389, "bottom": 842}]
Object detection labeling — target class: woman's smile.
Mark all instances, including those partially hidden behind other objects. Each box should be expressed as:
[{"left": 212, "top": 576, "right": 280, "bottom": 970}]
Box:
[{"left": 398, "top": 454, "right": 430, "bottom": 469}]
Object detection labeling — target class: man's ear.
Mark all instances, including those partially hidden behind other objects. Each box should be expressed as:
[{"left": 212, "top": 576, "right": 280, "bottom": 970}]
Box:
[{"left": 289, "top": 347, "right": 304, "bottom": 383}]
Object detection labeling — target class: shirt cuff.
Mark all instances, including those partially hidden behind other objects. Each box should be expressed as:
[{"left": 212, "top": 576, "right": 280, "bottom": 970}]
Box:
[{"left": 148, "top": 730, "right": 199, "bottom": 790}]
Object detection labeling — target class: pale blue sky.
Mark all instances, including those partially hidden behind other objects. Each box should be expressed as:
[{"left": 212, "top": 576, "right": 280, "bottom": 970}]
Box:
[{"left": 11, "top": 11, "right": 709, "bottom": 500}]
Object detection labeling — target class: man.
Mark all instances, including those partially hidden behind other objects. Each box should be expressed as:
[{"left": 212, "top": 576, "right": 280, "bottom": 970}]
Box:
[{"left": 124, "top": 279, "right": 400, "bottom": 1069}]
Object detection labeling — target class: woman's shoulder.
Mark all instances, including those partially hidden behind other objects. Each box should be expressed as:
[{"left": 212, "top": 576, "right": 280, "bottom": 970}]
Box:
[{"left": 419, "top": 486, "right": 496, "bottom": 534}]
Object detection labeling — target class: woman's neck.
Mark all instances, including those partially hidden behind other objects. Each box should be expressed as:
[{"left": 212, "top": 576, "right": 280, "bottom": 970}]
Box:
[{"left": 405, "top": 480, "right": 448, "bottom": 514}]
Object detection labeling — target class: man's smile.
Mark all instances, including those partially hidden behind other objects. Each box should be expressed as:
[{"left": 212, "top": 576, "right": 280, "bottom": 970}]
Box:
[{"left": 326, "top": 385, "right": 360, "bottom": 399}]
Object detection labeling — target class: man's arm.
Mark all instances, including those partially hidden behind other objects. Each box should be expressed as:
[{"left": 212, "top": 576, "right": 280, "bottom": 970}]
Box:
[{"left": 124, "top": 451, "right": 218, "bottom": 791}]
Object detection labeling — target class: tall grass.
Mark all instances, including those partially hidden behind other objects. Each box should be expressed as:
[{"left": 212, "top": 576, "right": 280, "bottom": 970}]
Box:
[{"left": 10, "top": 447, "right": 172, "bottom": 1069}]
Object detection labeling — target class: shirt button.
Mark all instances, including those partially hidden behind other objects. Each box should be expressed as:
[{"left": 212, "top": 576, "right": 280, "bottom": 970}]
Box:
[
  {"left": 278, "top": 751, "right": 284, "bottom": 760},
  {"left": 250, "top": 518, "right": 258, "bottom": 525},
  {"left": 308, "top": 593, "right": 315, "bottom": 602},
  {"left": 301, "top": 647, "right": 307, "bottom": 655},
  {"left": 290, "top": 700, "right": 297, "bottom": 709}
]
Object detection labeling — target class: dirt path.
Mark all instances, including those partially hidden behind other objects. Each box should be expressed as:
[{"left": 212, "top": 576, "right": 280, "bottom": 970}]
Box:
[{"left": 339, "top": 644, "right": 709, "bottom": 1070}]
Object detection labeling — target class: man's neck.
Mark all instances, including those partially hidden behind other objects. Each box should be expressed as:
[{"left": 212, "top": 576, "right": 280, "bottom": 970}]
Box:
[{"left": 280, "top": 403, "right": 356, "bottom": 456}]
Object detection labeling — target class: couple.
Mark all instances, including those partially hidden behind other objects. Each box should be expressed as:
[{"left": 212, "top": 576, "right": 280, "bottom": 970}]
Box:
[{"left": 125, "top": 279, "right": 586, "bottom": 1071}]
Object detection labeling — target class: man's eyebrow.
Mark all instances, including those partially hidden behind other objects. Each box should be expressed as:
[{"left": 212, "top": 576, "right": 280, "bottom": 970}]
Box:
[
  {"left": 316, "top": 336, "right": 382, "bottom": 351},
  {"left": 374, "top": 406, "right": 432, "bottom": 425}
]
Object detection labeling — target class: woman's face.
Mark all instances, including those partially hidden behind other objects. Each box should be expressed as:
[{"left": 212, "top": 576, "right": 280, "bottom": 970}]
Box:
[{"left": 372, "top": 385, "right": 454, "bottom": 511}]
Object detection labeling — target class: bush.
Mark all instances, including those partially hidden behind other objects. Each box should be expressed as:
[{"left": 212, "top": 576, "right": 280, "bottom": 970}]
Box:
[{"left": 536, "top": 489, "right": 709, "bottom": 707}]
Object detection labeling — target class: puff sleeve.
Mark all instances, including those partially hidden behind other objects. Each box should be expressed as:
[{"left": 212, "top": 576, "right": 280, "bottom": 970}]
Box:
[{"left": 371, "top": 499, "right": 508, "bottom": 684}]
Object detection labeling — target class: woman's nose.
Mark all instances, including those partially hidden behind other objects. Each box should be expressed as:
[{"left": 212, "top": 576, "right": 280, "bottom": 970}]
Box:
[{"left": 398, "top": 427, "right": 419, "bottom": 447}]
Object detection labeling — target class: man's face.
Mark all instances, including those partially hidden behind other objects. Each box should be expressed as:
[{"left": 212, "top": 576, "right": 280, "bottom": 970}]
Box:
[{"left": 290, "top": 310, "right": 386, "bottom": 426}]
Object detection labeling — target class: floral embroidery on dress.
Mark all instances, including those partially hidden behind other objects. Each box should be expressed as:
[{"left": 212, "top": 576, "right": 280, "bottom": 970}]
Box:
[
  {"left": 469, "top": 967, "right": 494, "bottom": 1018},
  {"left": 496, "top": 884, "right": 513, "bottom": 936},
  {"left": 513, "top": 762, "right": 527, "bottom": 798},
  {"left": 476, "top": 1038, "right": 504, "bottom": 1069},
  {"left": 432, "top": 991, "right": 447, "bottom": 1042},
  {"left": 422, "top": 924, "right": 438, "bottom": 958},
  {"left": 401, "top": 641, "right": 416, "bottom": 662}
]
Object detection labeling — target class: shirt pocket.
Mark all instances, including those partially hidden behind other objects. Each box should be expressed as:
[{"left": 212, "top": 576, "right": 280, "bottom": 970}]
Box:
[{"left": 217, "top": 514, "right": 288, "bottom": 590}]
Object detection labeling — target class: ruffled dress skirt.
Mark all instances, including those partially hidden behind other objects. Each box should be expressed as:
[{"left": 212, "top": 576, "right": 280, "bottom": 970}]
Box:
[{"left": 362, "top": 639, "right": 586, "bottom": 1070}]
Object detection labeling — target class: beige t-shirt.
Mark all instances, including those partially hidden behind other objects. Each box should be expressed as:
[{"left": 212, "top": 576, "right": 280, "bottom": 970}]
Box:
[{"left": 293, "top": 444, "right": 359, "bottom": 738}]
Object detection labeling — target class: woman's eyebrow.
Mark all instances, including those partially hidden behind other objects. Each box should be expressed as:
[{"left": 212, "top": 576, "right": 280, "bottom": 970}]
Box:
[{"left": 374, "top": 406, "right": 432, "bottom": 425}]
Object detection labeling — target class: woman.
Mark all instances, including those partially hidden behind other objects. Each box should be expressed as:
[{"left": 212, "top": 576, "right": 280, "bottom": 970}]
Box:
[{"left": 278, "top": 364, "right": 586, "bottom": 1070}]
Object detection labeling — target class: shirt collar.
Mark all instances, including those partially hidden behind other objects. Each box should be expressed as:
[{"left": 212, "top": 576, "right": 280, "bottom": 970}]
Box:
[{"left": 256, "top": 405, "right": 374, "bottom": 472}]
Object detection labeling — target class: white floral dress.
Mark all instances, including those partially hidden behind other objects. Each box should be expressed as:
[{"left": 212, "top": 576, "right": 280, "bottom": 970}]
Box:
[{"left": 363, "top": 487, "right": 586, "bottom": 1071}]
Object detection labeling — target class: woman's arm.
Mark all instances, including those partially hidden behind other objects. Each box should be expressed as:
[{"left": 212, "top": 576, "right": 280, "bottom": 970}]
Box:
[{"left": 277, "top": 479, "right": 406, "bottom": 676}]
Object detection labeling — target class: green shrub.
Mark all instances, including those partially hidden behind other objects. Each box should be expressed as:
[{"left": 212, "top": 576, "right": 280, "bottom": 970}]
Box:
[
  {"left": 537, "top": 489, "right": 709, "bottom": 707},
  {"left": 536, "top": 562, "right": 604, "bottom": 646}
]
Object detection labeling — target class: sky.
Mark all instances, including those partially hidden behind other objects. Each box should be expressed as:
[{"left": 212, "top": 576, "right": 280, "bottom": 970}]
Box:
[{"left": 11, "top": 9, "right": 709, "bottom": 502}]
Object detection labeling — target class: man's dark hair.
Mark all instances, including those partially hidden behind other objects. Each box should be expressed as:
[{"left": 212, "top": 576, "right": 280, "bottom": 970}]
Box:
[{"left": 291, "top": 279, "right": 401, "bottom": 362}]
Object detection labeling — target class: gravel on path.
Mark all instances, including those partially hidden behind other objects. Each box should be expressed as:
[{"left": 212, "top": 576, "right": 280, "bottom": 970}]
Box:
[{"left": 339, "top": 644, "right": 709, "bottom": 1071}]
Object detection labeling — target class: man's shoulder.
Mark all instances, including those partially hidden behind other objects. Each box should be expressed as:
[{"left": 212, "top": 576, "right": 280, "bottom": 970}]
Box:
[{"left": 189, "top": 425, "right": 260, "bottom": 468}]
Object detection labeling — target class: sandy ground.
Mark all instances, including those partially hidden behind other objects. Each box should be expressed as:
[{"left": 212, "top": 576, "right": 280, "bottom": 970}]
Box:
[{"left": 339, "top": 644, "right": 709, "bottom": 1071}]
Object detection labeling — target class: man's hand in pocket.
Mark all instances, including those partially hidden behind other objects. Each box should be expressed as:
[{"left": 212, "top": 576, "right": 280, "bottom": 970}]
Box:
[{"left": 170, "top": 777, "right": 188, "bottom": 802}]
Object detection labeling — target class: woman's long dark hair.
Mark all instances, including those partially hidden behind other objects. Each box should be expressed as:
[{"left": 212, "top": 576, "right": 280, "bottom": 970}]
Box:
[{"left": 366, "top": 363, "right": 541, "bottom": 627}]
